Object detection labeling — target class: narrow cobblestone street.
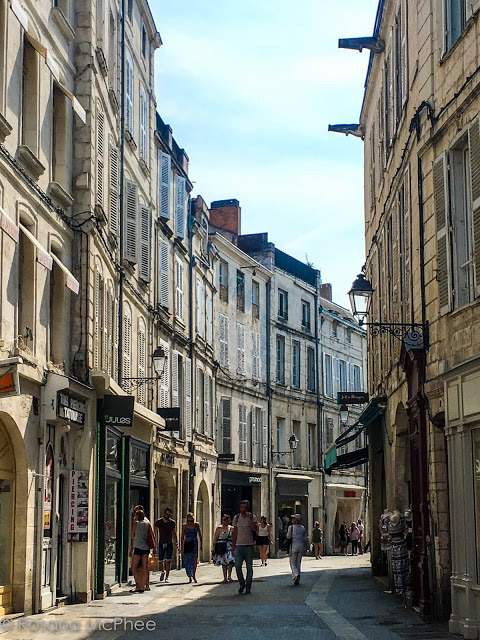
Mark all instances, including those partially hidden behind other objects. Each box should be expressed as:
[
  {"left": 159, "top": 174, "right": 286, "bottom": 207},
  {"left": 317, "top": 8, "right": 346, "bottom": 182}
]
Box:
[{"left": 1, "top": 555, "right": 461, "bottom": 640}]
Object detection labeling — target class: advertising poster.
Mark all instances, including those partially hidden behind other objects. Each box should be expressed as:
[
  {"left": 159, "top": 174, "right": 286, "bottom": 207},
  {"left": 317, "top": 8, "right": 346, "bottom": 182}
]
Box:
[{"left": 69, "top": 470, "right": 88, "bottom": 542}]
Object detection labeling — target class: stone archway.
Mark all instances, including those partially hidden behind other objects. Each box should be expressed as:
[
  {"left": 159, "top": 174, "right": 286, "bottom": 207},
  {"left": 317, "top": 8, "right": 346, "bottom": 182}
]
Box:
[
  {"left": 195, "top": 480, "right": 210, "bottom": 562},
  {"left": 0, "top": 413, "right": 28, "bottom": 616}
]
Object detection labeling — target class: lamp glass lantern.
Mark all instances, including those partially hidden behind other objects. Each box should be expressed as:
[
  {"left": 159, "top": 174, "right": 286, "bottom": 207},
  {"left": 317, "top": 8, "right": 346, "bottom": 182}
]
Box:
[
  {"left": 348, "top": 273, "right": 374, "bottom": 323},
  {"left": 288, "top": 433, "right": 299, "bottom": 450},
  {"left": 339, "top": 404, "right": 349, "bottom": 425},
  {"left": 152, "top": 346, "right": 167, "bottom": 376}
]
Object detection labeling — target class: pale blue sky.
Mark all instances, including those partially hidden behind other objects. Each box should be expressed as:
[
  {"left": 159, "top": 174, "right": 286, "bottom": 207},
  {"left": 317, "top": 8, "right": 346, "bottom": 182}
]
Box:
[{"left": 151, "top": 1, "right": 379, "bottom": 307}]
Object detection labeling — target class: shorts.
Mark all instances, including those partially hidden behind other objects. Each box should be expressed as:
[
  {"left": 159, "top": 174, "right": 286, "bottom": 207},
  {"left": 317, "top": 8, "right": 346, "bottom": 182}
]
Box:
[
  {"left": 133, "top": 548, "right": 150, "bottom": 556},
  {"left": 158, "top": 542, "right": 173, "bottom": 561},
  {"left": 256, "top": 536, "right": 269, "bottom": 546}
]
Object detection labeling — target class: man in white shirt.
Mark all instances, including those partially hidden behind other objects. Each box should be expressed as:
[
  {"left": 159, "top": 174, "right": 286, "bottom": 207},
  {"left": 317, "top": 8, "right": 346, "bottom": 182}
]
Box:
[{"left": 357, "top": 519, "right": 364, "bottom": 551}]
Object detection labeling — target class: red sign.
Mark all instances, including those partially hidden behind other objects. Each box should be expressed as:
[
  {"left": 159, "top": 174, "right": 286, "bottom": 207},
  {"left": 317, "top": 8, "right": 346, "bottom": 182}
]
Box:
[{"left": 344, "top": 490, "right": 357, "bottom": 498}]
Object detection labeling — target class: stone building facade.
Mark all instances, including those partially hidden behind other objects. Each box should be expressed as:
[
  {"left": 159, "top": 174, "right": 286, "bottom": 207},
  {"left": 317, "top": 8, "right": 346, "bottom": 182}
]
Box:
[{"left": 339, "top": 0, "right": 480, "bottom": 629}]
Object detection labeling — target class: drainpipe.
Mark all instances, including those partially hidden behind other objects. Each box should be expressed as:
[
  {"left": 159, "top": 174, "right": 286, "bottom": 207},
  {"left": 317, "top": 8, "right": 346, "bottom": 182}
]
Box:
[
  {"left": 314, "top": 276, "right": 325, "bottom": 543},
  {"left": 187, "top": 197, "right": 195, "bottom": 511},
  {"left": 117, "top": 0, "right": 127, "bottom": 385},
  {"left": 265, "top": 279, "right": 274, "bottom": 551}
]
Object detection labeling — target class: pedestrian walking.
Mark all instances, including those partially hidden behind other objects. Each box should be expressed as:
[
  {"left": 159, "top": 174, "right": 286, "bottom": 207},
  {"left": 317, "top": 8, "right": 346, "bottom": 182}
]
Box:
[
  {"left": 312, "top": 521, "right": 323, "bottom": 559},
  {"left": 212, "top": 514, "right": 235, "bottom": 582},
  {"left": 129, "top": 510, "right": 154, "bottom": 593},
  {"left": 256, "top": 516, "right": 271, "bottom": 566},
  {"left": 232, "top": 499, "right": 258, "bottom": 594},
  {"left": 357, "top": 518, "right": 364, "bottom": 553},
  {"left": 338, "top": 523, "right": 348, "bottom": 555},
  {"left": 154, "top": 507, "right": 178, "bottom": 583},
  {"left": 349, "top": 522, "right": 360, "bottom": 555},
  {"left": 286, "top": 514, "right": 308, "bottom": 585},
  {"left": 181, "top": 512, "right": 202, "bottom": 583}
]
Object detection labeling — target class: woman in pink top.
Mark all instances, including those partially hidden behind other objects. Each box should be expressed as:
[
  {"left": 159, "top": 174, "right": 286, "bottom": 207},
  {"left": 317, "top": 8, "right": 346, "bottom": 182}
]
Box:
[{"left": 349, "top": 522, "right": 360, "bottom": 555}]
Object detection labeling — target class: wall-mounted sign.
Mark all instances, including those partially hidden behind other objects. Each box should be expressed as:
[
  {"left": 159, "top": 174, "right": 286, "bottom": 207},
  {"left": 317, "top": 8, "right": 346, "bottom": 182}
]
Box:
[
  {"left": 157, "top": 407, "right": 181, "bottom": 432},
  {"left": 218, "top": 453, "right": 235, "bottom": 463},
  {"left": 337, "top": 392, "right": 369, "bottom": 405},
  {"left": 344, "top": 490, "right": 357, "bottom": 498},
  {"left": 200, "top": 458, "right": 209, "bottom": 470},
  {"left": 0, "top": 367, "right": 20, "bottom": 398},
  {"left": 249, "top": 476, "right": 262, "bottom": 484},
  {"left": 160, "top": 453, "right": 175, "bottom": 465},
  {"left": 57, "top": 391, "right": 85, "bottom": 425},
  {"left": 69, "top": 470, "right": 88, "bottom": 541},
  {"left": 103, "top": 395, "right": 134, "bottom": 428}
]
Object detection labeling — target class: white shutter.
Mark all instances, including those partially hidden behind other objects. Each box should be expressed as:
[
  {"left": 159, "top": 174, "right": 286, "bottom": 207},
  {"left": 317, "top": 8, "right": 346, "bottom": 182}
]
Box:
[
  {"left": 109, "top": 142, "right": 119, "bottom": 235},
  {"left": 124, "top": 179, "right": 138, "bottom": 263},
  {"left": 251, "top": 408, "right": 257, "bottom": 464},
  {"left": 433, "top": 152, "right": 452, "bottom": 314},
  {"left": 239, "top": 404, "right": 247, "bottom": 462},
  {"left": 204, "top": 373, "right": 210, "bottom": 437},
  {"left": 197, "top": 280, "right": 204, "bottom": 338},
  {"left": 206, "top": 290, "right": 213, "bottom": 344},
  {"left": 401, "top": 0, "right": 408, "bottom": 107},
  {"left": 102, "top": 279, "right": 108, "bottom": 371},
  {"left": 219, "top": 314, "right": 228, "bottom": 368},
  {"left": 126, "top": 54, "right": 134, "bottom": 133},
  {"left": 211, "top": 376, "right": 216, "bottom": 438},
  {"left": 113, "top": 295, "right": 119, "bottom": 381},
  {"left": 468, "top": 117, "right": 480, "bottom": 297},
  {"left": 221, "top": 397, "right": 231, "bottom": 454},
  {"left": 160, "top": 152, "right": 171, "bottom": 219},
  {"left": 236, "top": 322, "right": 245, "bottom": 374},
  {"left": 96, "top": 110, "right": 104, "bottom": 207},
  {"left": 159, "top": 239, "right": 169, "bottom": 307},
  {"left": 106, "top": 286, "right": 113, "bottom": 376},
  {"left": 262, "top": 410, "right": 268, "bottom": 466},
  {"left": 139, "top": 205, "right": 151, "bottom": 281},
  {"left": 175, "top": 176, "right": 186, "bottom": 239},
  {"left": 252, "top": 331, "right": 260, "bottom": 380},
  {"left": 171, "top": 350, "right": 179, "bottom": 407},
  {"left": 93, "top": 271, "right": 100, "bottom": 368},
  {"left": 175, "top": 258, "right": 184, "bottom": 320},
  {"left": 185, "top": 357, "right": 192, "bottom": 441},
  {"left": 138, "top": 321, "right": 146, "bottom": 405},
  {"left": 159, "top": 340, "right": 170, "bottom": 409},
  {"left": 195, "top": 365, "right": 201, "bottom": 432},
  {"left": 123, "top": 306, "right": 132, "bottom": 389},
  {"left": 140, "top": 88, "right": 147, "bottom": 159}
]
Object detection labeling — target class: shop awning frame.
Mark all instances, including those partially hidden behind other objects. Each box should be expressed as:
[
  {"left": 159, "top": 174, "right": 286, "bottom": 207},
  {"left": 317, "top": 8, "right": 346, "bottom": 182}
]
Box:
[
  {"left": 19, "top": 223, "right": 53, "bottom": 270},
  {"left": 51, "top": 253, "right": 79, "bottom": 294}
]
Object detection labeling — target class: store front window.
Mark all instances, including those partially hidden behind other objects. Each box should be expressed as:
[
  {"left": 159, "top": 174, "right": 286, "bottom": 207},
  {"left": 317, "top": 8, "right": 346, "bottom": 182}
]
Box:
[
  {"left": 473, "top": 429, "right": 480, "bottom": 580},
  {"left": 104, "top": 429, "right": 122, "bottom": 589}
]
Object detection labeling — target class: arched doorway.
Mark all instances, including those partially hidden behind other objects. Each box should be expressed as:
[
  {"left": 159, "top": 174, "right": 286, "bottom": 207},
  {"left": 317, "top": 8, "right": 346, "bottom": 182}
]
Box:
[
  {"left": 0, "top": 421, "right": 15, "bottom": 615},
  {"left": 195, "top": 481, "right": 210, "bottom": 562}
]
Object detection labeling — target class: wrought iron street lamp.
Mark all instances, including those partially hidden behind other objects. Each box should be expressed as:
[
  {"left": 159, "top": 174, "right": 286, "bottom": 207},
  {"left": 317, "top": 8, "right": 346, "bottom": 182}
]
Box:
[
  {"left": 272, "top": 433, "right": 299, "bottom": 461},
  {"left": 348, "top": 273, "right": 428, "bottom": 349},
  {"left": 339, "top": 404, "right": 349, "bottom": 425},
  {"left": 121, "top": 345, "right": 168, "bottom": 385}
]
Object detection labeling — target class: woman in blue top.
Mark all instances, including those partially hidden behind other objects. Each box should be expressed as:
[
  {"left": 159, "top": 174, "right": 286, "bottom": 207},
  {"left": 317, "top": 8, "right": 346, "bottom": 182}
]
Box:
[{"left": 181, "top": 512, "right": 203, "bottom": 583}]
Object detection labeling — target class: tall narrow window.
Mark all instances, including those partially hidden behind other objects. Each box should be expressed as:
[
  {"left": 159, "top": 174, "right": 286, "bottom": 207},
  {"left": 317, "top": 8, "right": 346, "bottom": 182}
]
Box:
[
  {"left": 49, "top": 252, "right": 65, "bottom": 364},
  {"left": 96, "top": 108, "right": 105, "bottom": 208},
  {"left": 18, "top": 224, "right": 36, "bottom": 347},
  {"left": 159, "top": 239, "right": 169, "bottom": 308},
  {"left": 159, "top": 152, "right": 171, "bottom": 219},
  {"left": 125, "top": 52, "right": 134, "bottom": 134},
  {"left": 445, "top": 0, "right": 466, "bottom": 51},
  {"left": 252, "top": 331, "right": 260, "bottom": 380},
  {"left": 278, "top": 289, "right": 288, "bottom": 320},
  {"left": 307, "top": 347, "right": 315, "bottom": 392},
  {"left": 276, "top": 335, "right": 285, "bottom": 384},
  {"left": 236, "top": 270, "right": 245, "bottom": 312},
  {"left": 137, "top": 320, "right": 146, "bottom": 406},
  {"left": 22, "top": 37, "right": 39, "bottom": 154},
  {"left": 122, "top": 305, "right": 132, "bottom": 390},
  {"left": 206, "top": 290, "right": 213, "bottom": 344},
  {"left": 108, "top": 11, "right": 117, "bottom": 93},
  {"left": 175, "top": 176, "right": 186, "bottom": 239},
  {"left": 124, "top": 179, "right": 138, "bottom": 263},
  {"left": 301, "top": 300, "right": 310, "bottom": 330},
  {"left": 139, "top": 87, "right": 147, "bottom": 160},
  {"left": 324, "top": 354, "right": 333, "bottom": 397},
  {"left": 220, "top": 397, "right": 231, "bottom": 454},
  {"left": 238, "top": 404, "right": 247, "bottom": 462},
  {"left": 219, "top": 259, "right": 228, "bottom": 301},
  {"left": 276, "top": 418, "right": 285, "bottom": 458},
  {"left": 339, "top": 359, "right": 348, "bottom": 392},
  {"left": 252, "top": 280, "right": 260, "bottom": 319},
  {"left": 196, "top": 367, "right": 204, "bottom": 434},
  {"left": 197, "top": 280, "right": 204, "bottom": 338},
  {"left": 141, "top": 24, "right": 147, "bottom": 57},
  {"left": 175, "top": 257, "right": 184, "bottom": 321},
  {"left": 292, "top": 341, "right": 300, "bottom": 388}
]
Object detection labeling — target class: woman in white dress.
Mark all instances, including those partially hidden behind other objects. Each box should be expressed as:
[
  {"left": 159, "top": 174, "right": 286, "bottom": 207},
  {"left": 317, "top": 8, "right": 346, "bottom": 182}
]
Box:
[{"left": 211, "top": 515, "right": 235, "bottom": 582}]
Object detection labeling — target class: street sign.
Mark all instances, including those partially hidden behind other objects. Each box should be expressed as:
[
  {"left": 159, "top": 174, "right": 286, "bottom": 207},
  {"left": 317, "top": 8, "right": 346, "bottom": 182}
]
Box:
[
  {"left": 157, "top": 407, "right": 181, "bottom": 431},
  {"left": 218, "top": 453, "right": 235, "bottom": 462},
  {"left": 337, "top": 392, "right": 369, "bottom": 405}
]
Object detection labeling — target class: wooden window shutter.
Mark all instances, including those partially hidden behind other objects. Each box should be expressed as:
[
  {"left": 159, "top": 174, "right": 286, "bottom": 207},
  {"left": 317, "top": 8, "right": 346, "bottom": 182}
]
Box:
[
  {"left": 106, "top": 286, "right": 113, "bottom": 376},
  {"left": 401, "top": 0, "right": 408, "bottom": 107},
  {"left": 159, "top": 340, "right": 170, "bottom": 409},
  {"left": 206, "top": 290, "right": 213, "bottom": 344},
  {"left": 251, "top": 408, "right": 257, "bottom": 464},
  {"left": 124, "top": 179, "right": 138, "bottom": 263},
  {"left": 403, "top": 165, "right": 412, "bottom": 322},
  {"left": 433, "top": 152, "right": 452, "bottom": 314},
  {"left": 468, "top": 117, "right": 480, "bottom": 297},
  {"left": 96, "top": 110, "right": 105, "bottom": 208},
  {"left": 204, "top": 373, "right": 210, "bottom": 437},
  {"left": 94, "top": 271, "right": 100, "bottom": 368},
  {"left": 175, "top": 258, "right": 184, "bottom": 320},
  {"left": 236, "top": 322, "right": 245, "bottom": 374},
  {"left": 126, "top": 55, "right": 134, "bottom": 133},
  {"left": 239, "top": 404, "right": 247, "bottom": 462},
  {"left": 138, "top": 321, "right": 146, "bottom": 405},
  {"left": 102, "top": 278, "right": 108, "bottom": 371},
  {"left": 391, "top": 204, "right": 400, "bottom": 324},
  {"left": 211, "top": 376, "right": 216, "bottom": 437},
  {"left": 185, "top": 357, "right": 192, "bottom": 441},
  {"left": 109, "top": 142, "right": 119, "bottom": 235},
  {"left": 197, "top": 280, "right": 204, "bottom": 337},
  {"left": 221, "top": 397, "right": 231, "bottom": 454},
  {"left": 195, "top": 365, "right": 201, "bottom": 431},
  {"left": 252, "top": 331, "right": 259, "bottom": 379},
  {"left": 219, "top": 314, "right": 228, "bottom": 367},
  {"left": 171, "top": 350, "right": 179, "bottom": 408},
  {"left": 139, "top": 205, "right": 151, "bottom": 282},
  {"left": 140, "top": 89, "right": 147, "bottom": 159},
  {"left": 123, "top": 306, "right": 132, "bottom": 389},
  {"left": 113, "top": 295, "right": 119, "bottom": 381},
  {"left": 160, "top": 152, "right": 171, "bottom": 219},
  {"left": 262, "top": 410, "right": 268, "bottom": 466},
  {"left": 159, "top": 239, "right": 169, "bottom": 307},
  {"left": 175, "top": 175, "right": 186, "bottom": 239}
]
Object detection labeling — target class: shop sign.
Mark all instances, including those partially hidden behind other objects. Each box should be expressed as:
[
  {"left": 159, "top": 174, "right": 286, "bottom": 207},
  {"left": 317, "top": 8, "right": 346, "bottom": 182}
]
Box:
[
  {"left": 160, "top": 453, "right": 175, "bottom": 465},
  {"left": 337, "top": 392, "right": 369, "bottom": 405},
  {"left": 344, "top": 490, "right": 357, "bottom": 498},
  {"left": 103, "top": 394, "right": 134, "bottom": 428},
  {"left": 200, "top": 458, "right": 209, "bottom": 469},
  {"left": 57, "top": 391, "right": 85, "bottom": 425},
  {"left": 69, "top": 470, "right": 88, "bottom": 541},
  {"left": 218, "top": 453, "right": 235, "bottom": 462},
  {"left": 157, "top": 407, "right": 181, "bottom": 431},
  {"left": 0, "top": 366, "right": 20, "bottom": 398},
  {"left": 249, "top": 476, "right": 262, "bottom": 484}
]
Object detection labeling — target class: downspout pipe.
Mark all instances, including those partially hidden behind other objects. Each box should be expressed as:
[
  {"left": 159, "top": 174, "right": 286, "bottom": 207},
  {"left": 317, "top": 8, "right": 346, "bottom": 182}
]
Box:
[
  {"left": 265, "top": 279, "right": 274, "bottom": 551},
  {"left": 314, "top": 276, "right": 325, "bottom": 535},
  {"left": 188, "top": 197, "right": 195, "bottom": 511},
  {"left": 117, "top": 0, "right": 127, "bottom": 385}
]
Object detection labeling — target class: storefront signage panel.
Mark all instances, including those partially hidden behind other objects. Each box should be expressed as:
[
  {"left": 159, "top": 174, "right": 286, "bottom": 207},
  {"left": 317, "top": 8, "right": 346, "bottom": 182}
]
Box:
[
  {"left": 337, "top": 392, "right": 369, "bottom": 405},
  {"left": 218, "top": 453, "right": 235, "bottom": 462},
  {"left": 0, "top": 366, "right": 20, "bottom": 398},
  {"left": 157, "top": 407, "right": 181, "bottom": 431},
  {"left": 69, "top": 470, "right": 88, "bottom": 541},
  {"left": 57, "top": 391, "right": 85, "bottom": 425},
  {"left": 103, "top": 395, "right": 134, "bottom": 428}
]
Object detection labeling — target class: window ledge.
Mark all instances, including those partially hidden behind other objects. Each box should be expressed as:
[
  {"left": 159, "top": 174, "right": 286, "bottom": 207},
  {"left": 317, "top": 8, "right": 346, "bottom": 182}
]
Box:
[
  {"left": 139, "top": 157, "right": 150, "bottom": 177},
  {"left": 93, "top": 203, "right": 108, "bottom": 227},
  {"left": 277, "top": 315, "right": 288, "bottom": 323},
  {"left": 301, "top": 325, "right": 311, "bottom": 333},
  {"left": 95, "top": 46, "right": 108, "bottom": 77},
  {"left": 51, "top": 7, "right": 75, "bottom": 43},
  {"left": 108, "top": 88, "right": 120, "bottom": 115},
  {"left": 17, "top": 145, "right": 45, "bottom": 180},
  {"left": 0, "top": 113, "right": 12, "bottom": 143},
  {"left": 47, "top": 181, "right": 73, "bottom": 210},
  {"left": 125, "top": 130, "right": 137, "bottom": 151}
]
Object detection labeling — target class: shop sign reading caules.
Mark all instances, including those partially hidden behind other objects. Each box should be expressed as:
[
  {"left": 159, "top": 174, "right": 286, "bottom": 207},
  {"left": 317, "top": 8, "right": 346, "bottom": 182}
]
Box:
[{"left": 103, "top": 395, "right": 135, "bottom": 428}]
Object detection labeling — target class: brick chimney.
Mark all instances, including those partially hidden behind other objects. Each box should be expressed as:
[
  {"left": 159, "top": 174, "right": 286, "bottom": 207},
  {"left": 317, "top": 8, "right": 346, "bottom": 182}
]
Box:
[
  {"left": 319, "top": 283, "right": 332, "bottom": 301},
  {"left": 209, "top": 199, "right": 241, "bottom": 236}
]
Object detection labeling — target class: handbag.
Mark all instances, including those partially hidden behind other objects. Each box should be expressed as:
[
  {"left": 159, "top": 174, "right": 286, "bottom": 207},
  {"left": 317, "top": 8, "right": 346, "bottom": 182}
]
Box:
[
  {"left": 214, "top": 540, "right": 228, "bottom": 555},
  {"left": 148, "top": 554, "right": 159, "bottom": 572},
  {"left": 147, "top": 525, "right": 156, "bottom": 550},
  {"left": 184, "top": 539, "right": 195, "bottom": 553}
]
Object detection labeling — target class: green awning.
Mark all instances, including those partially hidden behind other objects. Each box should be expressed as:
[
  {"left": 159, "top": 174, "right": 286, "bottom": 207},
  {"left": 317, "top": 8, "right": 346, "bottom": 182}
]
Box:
[{"left": 324, "top": 445, "right": 337, "bottom": 469}]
